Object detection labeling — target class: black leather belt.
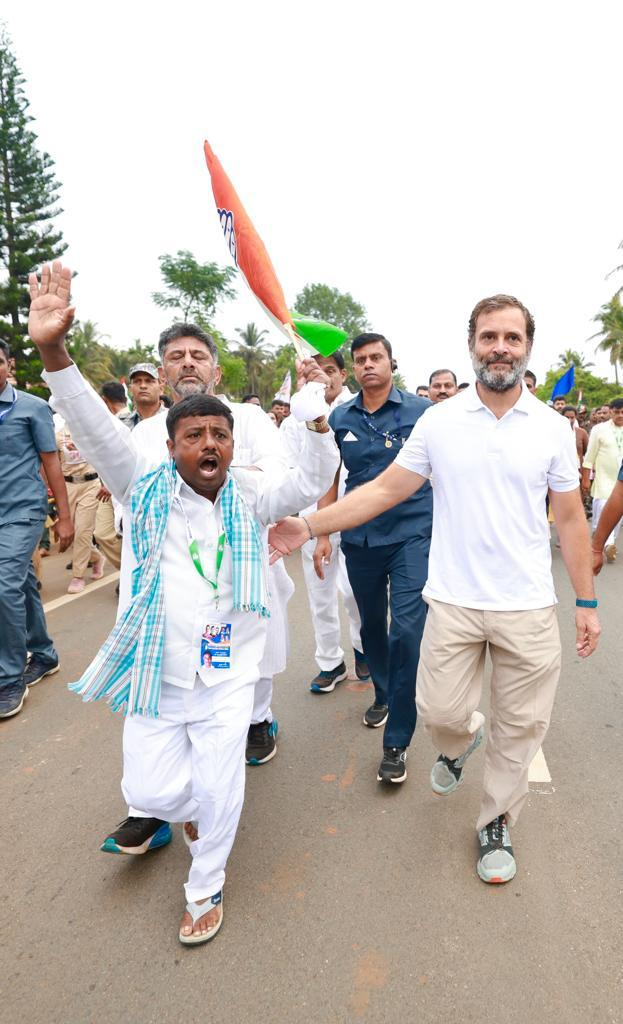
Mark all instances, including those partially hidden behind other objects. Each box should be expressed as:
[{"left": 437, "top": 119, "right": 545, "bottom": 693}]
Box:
[{"left": 63, "top": 472, "right": 99, "bottom": 483}]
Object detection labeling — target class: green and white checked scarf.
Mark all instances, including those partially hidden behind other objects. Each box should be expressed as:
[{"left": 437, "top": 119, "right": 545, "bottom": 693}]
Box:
[{"left": 69, "top": 461, "right": 270, "bottom": 718}]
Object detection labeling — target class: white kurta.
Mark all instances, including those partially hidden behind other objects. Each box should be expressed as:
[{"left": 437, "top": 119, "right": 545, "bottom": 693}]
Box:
[
  {"left": 281, "top": 388, "right": 362, "bottom": 670},
  {"left": 42, "top": 363, "right": 340, "bottom": 902},
  {"left": 131, "top": 398, "right": 296, "bottom": 685}
]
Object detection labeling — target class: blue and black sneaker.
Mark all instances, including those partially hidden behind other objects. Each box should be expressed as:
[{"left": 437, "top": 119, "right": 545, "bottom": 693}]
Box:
[
  {"left": 310, "top": 661, "right": 348, "bottom": 693},
  {"left": 246, "top": 719, "right": 278, "bottom": 765},
  {"left": 100, "top": 816, "right": 172, "bottom": 855}
]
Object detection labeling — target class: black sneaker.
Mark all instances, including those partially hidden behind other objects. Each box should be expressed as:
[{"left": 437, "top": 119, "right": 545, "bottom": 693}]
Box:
[
  {"left": 377, "top": 746, "right": 408, "bottom": 783},
  {"left": 246, "top": 719, "right": 278, "bottom": 765},
  {"left": 0, "top": 683, "right": 29, "bottom": 719},
  {"left": 101, "top": 816, "right": 173, "bottom": 854},
  {"left": 476, "top": 814, "right": 516, "bottom": 884},
  {"left": 354, "top": 651, "right": 371, "bottom": 681},
  {"left": 310, "top": 661, "right": 348, "bottom": 693},
  {"left": 22, "top": 658, "right": 60, "bottom": 687},
  {"left": 362, "top": 702, "right": 389, "bottom": 728}
]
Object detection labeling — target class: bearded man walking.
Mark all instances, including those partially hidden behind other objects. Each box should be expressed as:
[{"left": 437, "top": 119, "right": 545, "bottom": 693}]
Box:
[{"left": 270, "top": 294, "right": 600, "bottom": 885}]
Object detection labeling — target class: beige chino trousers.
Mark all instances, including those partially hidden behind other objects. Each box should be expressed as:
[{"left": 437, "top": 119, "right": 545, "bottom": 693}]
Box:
[
  {"left": 416, "top": 598, "right": 561, "bottom": 831},
  {"left": 94, "top": 499, "right": 122, "bottom": 570},
  {"left": 66, "top": 478, "right": 100, "bottom": 578}
]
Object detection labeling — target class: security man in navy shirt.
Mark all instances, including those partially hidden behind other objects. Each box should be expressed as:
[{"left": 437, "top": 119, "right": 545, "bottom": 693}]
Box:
[{"left": 315, "top": 333, "right": 432, "bottom": 784}]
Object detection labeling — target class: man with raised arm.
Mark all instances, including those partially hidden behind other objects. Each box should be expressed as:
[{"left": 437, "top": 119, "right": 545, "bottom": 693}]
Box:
[
  {"left": 28, "top": 261, "right": 340, "bottom": 871},
  {"left": 270, "top": 294, "right": 601, "bottom": 885}
]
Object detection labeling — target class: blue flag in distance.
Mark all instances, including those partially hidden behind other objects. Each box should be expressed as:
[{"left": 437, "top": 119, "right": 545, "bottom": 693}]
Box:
[{"left": 551, "top": 365, "right": 575, "bottom": 400}]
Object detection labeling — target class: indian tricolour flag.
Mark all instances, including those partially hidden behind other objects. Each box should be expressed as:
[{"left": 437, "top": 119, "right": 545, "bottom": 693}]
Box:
[{"left": 203, "top": 140, "right": 347, "bottom": 358}]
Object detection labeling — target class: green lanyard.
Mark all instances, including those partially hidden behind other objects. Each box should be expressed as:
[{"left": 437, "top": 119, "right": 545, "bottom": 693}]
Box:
[
  {"left": 176, "top": 494, "right": 226, "bottom": 605},
  {"left": 188, "top": 533, "right": 226, "bottom": 594}
]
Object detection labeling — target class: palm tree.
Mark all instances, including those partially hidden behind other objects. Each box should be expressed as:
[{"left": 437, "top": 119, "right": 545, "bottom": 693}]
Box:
[
  {"left": 232, "top": 322, "right": 272, "bottom": 393},
  {"left": 66, "top": 321, "right": 115, "bottom": 388},
  {"left": 588, "top": 294, "right": 623, "bottom": 385},
  {"left": 556, "top": 348, "right": 594, "bottom": 371}
]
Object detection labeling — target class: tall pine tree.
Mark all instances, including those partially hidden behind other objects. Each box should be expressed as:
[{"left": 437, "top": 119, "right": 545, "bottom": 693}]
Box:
[{"left": 0, "top": 27, "right": 66, "bottom": 387}]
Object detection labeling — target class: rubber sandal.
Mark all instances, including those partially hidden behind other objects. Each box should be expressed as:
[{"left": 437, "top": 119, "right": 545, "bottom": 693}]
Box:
[
  {"left": 179, "top": 892, "right": 223, "bottom": 946},
  {"left": 182, "top": 821, "right": 199, "bottom": 849}
]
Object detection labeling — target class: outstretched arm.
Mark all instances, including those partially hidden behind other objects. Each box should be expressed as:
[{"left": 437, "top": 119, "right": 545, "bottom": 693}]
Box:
[
  {"left": 591, "top": 479, "right": 623, "bottom": 574},
  {"left": 269, "top": 462, "right": 427, "bottom": 559},
  {"left": 29, "top": 262, "right": 144, "bottom": 502}
]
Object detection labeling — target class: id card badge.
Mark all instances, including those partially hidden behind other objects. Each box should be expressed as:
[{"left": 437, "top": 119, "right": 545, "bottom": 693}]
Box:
[{"left": 200, "top": 623, "right": 232, "bottom": 670}]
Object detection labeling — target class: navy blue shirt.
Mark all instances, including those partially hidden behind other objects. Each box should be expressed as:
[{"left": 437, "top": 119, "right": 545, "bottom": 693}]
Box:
[
  {"left": 0, "top": 382, "right": 57, "bottom": 527},
  {"left": 329, "top": 386, "right": 433, "bottom": 547}
]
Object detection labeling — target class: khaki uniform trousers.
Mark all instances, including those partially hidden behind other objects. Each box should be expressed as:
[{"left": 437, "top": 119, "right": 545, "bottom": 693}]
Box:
[
  {"left": 94, "top": 499, "right": 122, "bottom": 570},
  {"left": 66, "top": 478, "right": 100, "bottom": 578},
  {"left": 416, "top": 598, "right": 561, "bottom": 831}
]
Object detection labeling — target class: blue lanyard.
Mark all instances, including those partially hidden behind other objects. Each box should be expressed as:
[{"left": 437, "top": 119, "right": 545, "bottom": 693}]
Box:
[
  {"left": 0, "top": 387, "right": 16, "bottom": 425},
  {"left": 362, "top": 405, "right": 403, "bottom": 448}
]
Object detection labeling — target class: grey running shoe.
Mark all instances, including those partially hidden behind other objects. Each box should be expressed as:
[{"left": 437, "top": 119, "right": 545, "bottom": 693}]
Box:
[
  {"left": 430, "top": 724, "right": 485, "bottom": 795},
  {"left": 363, "top": 702, "right": 389, "bottom": 728},
  {"left": 477, "top": 814, "right": 516, "bottom": 884}
]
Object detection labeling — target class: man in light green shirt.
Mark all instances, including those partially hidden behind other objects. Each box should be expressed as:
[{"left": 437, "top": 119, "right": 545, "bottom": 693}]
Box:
[{"left": 582, "top": 397, "right": 623, "bottom": 561}]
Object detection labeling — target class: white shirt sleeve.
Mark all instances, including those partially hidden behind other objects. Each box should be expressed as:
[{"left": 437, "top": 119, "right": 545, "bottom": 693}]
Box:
[
  {"left": 42, "top": 363, "right": 148, "bottom": 502},
  {"left": 235, "top": 427, "right": 340, "bottom": 525},
  {"left": 548, "top": 422, "right": 582, "bottom": 492},
  {"left": 279, "top": 414, "right": 304, "bottom": 468},
  {"left": 395, "top": 416, "right": 432, "bottom": 478}
]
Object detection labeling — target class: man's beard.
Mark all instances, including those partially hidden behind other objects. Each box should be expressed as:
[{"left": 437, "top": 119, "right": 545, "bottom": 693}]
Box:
[
  {"left": 470, "top": 351, "right": 530, "bottom": 392},
  {"left": 171, "top": 377, "right": 215, "bottom": 399}
]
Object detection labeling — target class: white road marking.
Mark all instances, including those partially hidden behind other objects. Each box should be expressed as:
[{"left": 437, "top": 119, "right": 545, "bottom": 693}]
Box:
[
  {"left": 43, "top": 572, "right": 120, "bottom": 614},
  {"left": 528, "top": 746, "right": 552, "bottom": 784}
]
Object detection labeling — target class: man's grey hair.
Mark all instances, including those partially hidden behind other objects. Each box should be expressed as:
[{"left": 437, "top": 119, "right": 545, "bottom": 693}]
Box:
[{"left": 158, "top": 323, "right": 219, "bottom": 363}]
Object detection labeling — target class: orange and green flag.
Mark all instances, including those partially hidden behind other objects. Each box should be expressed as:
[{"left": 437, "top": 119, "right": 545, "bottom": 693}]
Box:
[{"left": 203, "top": 140, "right": 347, "bottom": 358}]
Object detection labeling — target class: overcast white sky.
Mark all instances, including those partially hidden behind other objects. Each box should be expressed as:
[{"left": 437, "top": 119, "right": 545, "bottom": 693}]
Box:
[{"left": 4, "top": 0, "right": 623, "bottom": 390}]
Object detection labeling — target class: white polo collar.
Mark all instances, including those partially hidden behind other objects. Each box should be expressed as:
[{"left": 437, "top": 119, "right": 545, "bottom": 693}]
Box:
[{"left": 464, "top": 381, "right": 531, "bottom": 416}]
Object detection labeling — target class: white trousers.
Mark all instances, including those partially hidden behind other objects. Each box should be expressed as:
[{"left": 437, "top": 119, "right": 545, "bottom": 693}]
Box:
[
  {"left": 301, "top": 536, "right": 362, "bottom": 671},
  {"left": 250, "top": 559, "right": 294, "bottom": 725},
  {"left": 123, "top": 673, "right": 255, "bottom": 903},
  {"left": 592, "top": 497, "right": 622, "bottom": 547}
]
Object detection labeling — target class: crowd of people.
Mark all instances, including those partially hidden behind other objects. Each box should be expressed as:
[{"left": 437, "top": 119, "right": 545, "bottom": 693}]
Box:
[{"left": 1, "top": 261, "right": 620, "bottom": 946}]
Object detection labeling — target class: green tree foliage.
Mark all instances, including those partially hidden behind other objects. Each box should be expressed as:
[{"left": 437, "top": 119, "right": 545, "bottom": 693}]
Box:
[
  {"left": 232, "top": 322, "right": 272, "bottom": 394},
  {"left": 556, "top": 348, "right": 594, "bottom": 371},
  {"left": 107, "top": 340, "right": 158, "bottom": 380},
  {"left": 589, "top": 294, "right": 623, "bottom": 386},
  {"left": 293, "top": 282, "right": 370, "bottom": 338},
  {"left": 66, "top": 321, "right": 114, "bottom": 389},
  {"left": 0, "top": 27, "right": 66, "bottom": 386},
  {"left": 536, "top": 363, "right": 621, "bottom": 409},
  {"left": 66, "top": 323, "right": 160, "bottom": 391},
  {"left": 152, "top": 250, "right": 237, "bottom": 322}
]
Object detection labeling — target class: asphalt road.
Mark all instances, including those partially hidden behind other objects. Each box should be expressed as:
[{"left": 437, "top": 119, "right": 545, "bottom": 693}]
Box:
[{"left": 1, "top": 545, "right": 621, "bottom": 1024}]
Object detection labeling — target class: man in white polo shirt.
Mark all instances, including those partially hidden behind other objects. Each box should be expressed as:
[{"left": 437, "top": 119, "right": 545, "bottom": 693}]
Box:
[{"left": 269, "top": 294, "right": 601, "bottom": 885}]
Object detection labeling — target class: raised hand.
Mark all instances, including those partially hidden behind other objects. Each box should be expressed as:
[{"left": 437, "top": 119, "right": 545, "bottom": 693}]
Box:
[{"left": 28, "top": 261, "right": 75, "bottom": 349}]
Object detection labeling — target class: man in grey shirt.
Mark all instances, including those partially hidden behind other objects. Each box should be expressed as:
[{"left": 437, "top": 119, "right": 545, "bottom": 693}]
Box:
[{"left": 0, "top": 339, "right": 74, "bottom": 718}]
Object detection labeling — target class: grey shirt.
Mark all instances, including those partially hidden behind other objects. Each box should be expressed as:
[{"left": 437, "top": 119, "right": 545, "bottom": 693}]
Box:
[{"left": 0, "top": 382, "right": 57, "bottom": 526}]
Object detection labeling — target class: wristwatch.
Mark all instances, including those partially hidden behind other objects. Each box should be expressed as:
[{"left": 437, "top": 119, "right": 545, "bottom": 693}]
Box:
[{"left": 306, "top": 417, "right": 329, "bottom": 433}]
